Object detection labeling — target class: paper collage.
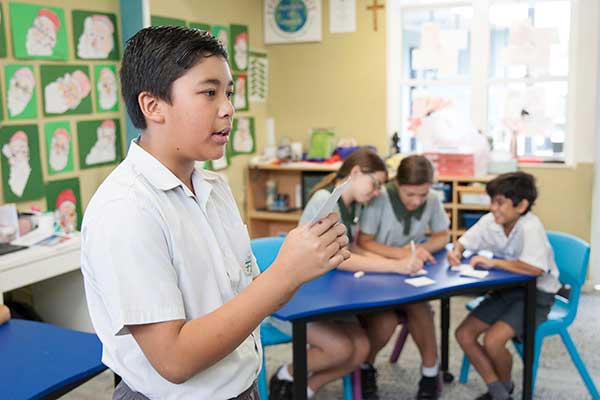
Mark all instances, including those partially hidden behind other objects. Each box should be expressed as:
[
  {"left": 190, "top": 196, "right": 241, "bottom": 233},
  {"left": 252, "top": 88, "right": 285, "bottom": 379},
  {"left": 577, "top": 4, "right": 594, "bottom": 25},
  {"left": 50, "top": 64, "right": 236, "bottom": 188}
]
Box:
[
  {"left": 230, "top": 117, "right": 255, "bottom": 156},
  {"left": 501, "top": 19, "right": 559, "bottom": 74},
  {"left": 249, "top": 51, "right": 268, "bottom": 103},
  {"left": 77, "top": 119, "right": 122, "bottom": 169},
  {"left": 41, "top": 64, "right": 92, "bottom": 116},
  {"left": 264, "top": 0, "right": 322, "bottom": 44},
  {"left": 5, "top": 64, "right": 37, "bottom": 120},
  {"left": 233, "top": 73, "right": 249, "bottom": 111},
  {"left": 411, "top": 22, "right": 468, "bottom": 76},
  {"left": 230, "top": 24, "right": 248, "bottom": 72},
  {"left": 212, "top": 24, "right": 230, "bottom": 51},
  {"left": 0, "top": 124, "right": 44, "bottom": 202},
  {"left": 45, "top": 178, "right": 82, "bottom": 233},
  {"left": 9, "top": 2, "right": 68, "bottom": 60},
  {"left": 94, "top": 64, "right": 119, "bottom": 112},
  {"left": 72, "top": 10, "right": 120, "bottom": 60},
  {"left": 44, "top": 121, "right": 74, "bottom": 175}
]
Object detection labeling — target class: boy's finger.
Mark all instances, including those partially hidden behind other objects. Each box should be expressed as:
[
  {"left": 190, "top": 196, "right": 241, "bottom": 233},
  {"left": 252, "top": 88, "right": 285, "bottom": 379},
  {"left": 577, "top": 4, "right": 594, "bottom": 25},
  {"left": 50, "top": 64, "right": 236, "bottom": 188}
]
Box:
[{"left": 310, "top": 213, "right": 340, "bottom": 236}]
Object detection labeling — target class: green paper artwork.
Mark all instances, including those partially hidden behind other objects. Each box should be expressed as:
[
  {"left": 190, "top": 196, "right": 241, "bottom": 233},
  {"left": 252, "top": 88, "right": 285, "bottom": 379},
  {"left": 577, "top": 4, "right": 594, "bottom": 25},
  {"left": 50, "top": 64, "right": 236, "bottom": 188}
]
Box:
[
  {"left": 72, "top": 10, "right": 120, "bottom": 60},
  {"left": 249, "top": 51, "right": 268, "bottom": 103},
  {"left": 41, "top": 64, "right": 92, "bottom": 116},
  {"left": 9, "top": 2, "right": 68, "bottom": 60},
  {"left": 45, "top": 177, "right": 82, "bottom": 232},
  {"left": 206, "top": 145, "right": 231, "bottom": 171},
  {"left": 0, "top": 76, "right": 3, "bottom": 121},
  {"left": 77, "top": 118, "right": 122, "bottom": 169},
  {"left": 4, "top": 64, "right": 37, "bottom": 120},
  {"left": 44, "top": 121, "right": 74, "bottom": 175},
  {"left": 233, "top": 73, "right": 249, "bottom": 112},
  {"left": 0, "top": 124, "right": 44, "bottom": 202},
  {"left": 94, "top": 64, "right": 119, "bottom": 113},
  {"left": 230, "top": 24, "right": 248, "bottom": 72},
  {"left": 151, "top": 15, "right": 186, "bottom": 27},
  {"left": 230, "top": 117, "right": 255, "bottom": 156},
  {"left": 212, "top": 24, "right": 230, "bottom": 53},
  {"left": 0, "top": 4, "right": 7, "bottom": 58},
  {"left": 189, "top": 22, "right": 210, "bottom": 32}
]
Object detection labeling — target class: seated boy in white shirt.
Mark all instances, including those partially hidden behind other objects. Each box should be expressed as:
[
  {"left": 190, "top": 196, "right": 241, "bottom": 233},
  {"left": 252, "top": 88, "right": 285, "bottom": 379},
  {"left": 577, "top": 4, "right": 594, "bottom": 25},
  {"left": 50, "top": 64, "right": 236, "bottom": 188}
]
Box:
[
  {"left": 448, "top": 172, "right": 560, "bottom": 400},
  {"left": 81, "top": 26, "right": 349, "bottom": 400}
]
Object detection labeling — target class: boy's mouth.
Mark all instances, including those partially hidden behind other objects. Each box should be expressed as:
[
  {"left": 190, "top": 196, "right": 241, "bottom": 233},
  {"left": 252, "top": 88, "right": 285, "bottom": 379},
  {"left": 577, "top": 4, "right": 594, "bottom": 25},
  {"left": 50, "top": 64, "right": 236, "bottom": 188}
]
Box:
[{"left": 211, "top": 128, "right": 230, "bottom": 144}]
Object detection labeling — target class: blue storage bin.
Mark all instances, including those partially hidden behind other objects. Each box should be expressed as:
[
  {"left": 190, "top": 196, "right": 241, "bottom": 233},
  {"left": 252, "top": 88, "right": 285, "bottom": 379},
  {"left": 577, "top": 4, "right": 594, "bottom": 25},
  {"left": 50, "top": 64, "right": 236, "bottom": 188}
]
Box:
[
  {"left": 462, "top": 212, "right": 485, "bottom": 229},
  {"left": 432, "top": 183, "right": 451, "bottom": 203}
]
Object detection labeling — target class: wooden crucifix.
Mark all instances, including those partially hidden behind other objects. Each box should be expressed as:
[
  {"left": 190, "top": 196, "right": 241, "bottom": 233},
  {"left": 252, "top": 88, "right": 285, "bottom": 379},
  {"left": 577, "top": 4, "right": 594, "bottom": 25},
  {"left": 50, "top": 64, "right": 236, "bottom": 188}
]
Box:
[{"left": 367, "top": 0, "right": 385, "bottom": 32}]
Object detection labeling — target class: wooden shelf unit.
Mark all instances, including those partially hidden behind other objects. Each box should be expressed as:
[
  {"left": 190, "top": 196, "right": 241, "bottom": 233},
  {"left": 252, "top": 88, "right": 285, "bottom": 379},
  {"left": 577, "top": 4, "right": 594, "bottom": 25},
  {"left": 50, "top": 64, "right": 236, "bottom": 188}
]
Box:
[{"left": 246, "top": 163, "right": 494, "bottom": 241}]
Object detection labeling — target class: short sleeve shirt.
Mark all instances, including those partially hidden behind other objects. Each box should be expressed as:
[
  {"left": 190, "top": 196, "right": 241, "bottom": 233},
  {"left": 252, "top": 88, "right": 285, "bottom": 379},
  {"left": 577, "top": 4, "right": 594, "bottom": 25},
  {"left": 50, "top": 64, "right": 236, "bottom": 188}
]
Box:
[
  {"left": 360, "top": 186, "right": 450, "bottom": 247},
  {"left": 81, "top": 141, "right": 262, "bottom": 399},
  {"left": 459, "top": 212, "right": 561, "bottom": 293}
]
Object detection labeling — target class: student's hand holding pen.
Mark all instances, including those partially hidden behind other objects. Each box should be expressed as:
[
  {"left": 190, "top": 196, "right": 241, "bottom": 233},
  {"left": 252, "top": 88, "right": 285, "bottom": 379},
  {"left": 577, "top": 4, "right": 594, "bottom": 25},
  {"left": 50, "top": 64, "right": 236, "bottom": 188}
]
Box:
[
  {"left": 276, "top": 213, "right": 351, "bottom": 287},
  {"left": 409, "top": 244, "right": 436, "bottom": 264},
  {"left": 447, "top": 249, "right": 462, "bottom": 266},
  {"left": 395, "top": 256, "right": 424, "bottom": 275}
]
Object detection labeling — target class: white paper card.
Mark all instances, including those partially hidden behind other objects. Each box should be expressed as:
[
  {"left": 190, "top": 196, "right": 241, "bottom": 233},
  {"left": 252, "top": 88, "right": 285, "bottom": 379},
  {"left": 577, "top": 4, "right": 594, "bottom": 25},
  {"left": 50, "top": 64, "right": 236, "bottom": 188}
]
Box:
[
  {"left": 329, "top": 0, "right": 356, "bottom": 33},
  {"left": 460, "top": 269, "right": 489, "bottom": 279},
  {"left": 310, "top": 177, "right": 351, "bottom": 223},
  {"left": 410, "top": 269, "right": 428, "bottom": 276},
  {"left": 405, "top": 276, "right": 436, "bottom": 287},
  {"left": 450, "top": 263, "right": 474, "bottom": 273}
]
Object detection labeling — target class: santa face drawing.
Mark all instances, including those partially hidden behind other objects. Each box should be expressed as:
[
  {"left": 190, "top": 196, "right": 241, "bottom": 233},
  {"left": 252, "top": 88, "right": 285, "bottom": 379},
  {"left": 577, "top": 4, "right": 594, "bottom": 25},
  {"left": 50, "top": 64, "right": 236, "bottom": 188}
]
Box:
[
  {"left": 233, "top": 118, "right": 253, "bottom": 153},
  {"left": 7, "top": 67, "right": 35, "bottom": 117},
  {"left": 234, "top": 75, "right": 247, "bottom": 109},
  {"left": 77, "top": 15, "right": 115, "bottom": 59},
  {"left": 49, "top": 128, "right": 70, "bottom": 172},
  {"left": 86, "top": 120, "right": 117, "bottom": 165},
  {"left": 55, "top": 189, "right": 77, "bottom": 233},
  {"left": 97, "top": 68, "right": 117, "bottom": 110},
  {"left": 1, "top": 132, "right": 31, "bottom": 197},
  {"left": 217, "top": 29, "right": 229, "bottom": 49},
  {"left": 26, "top": 9, "right": 59, "bottom": 56},
  {"left": 234, "top": 33, "right": 248, "bottom": 70},
  {"left": 44, "top": 70, "right": 91, "bottom": 114}
]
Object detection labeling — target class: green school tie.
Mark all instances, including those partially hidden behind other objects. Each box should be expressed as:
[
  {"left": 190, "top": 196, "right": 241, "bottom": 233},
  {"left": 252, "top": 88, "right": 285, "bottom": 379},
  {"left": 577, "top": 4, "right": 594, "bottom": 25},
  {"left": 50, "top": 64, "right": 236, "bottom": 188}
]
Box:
[{"left": 385, "top": 182, "right": 426, "bottom": 236}]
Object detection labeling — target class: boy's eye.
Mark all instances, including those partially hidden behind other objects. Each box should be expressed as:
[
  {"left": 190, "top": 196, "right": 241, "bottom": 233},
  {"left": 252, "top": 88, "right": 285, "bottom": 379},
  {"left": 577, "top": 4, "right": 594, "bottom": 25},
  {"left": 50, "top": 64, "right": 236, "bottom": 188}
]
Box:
[
  {"left": 226, "top": 91, "right": 234, "bottom": 99},
  {"left": 203, "top": 90, "right": 216, "bottom": 97}
]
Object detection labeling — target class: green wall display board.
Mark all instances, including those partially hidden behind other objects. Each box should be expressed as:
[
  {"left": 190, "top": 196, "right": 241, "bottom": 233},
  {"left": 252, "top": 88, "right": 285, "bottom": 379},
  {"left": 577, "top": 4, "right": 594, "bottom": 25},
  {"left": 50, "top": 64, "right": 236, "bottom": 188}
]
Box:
[
  {"left": 44, "top": 120, "right": 74, "bottom": 175},
  {"left": 72, "top": 10, "right": 120, "bottom": 60},
  {"left": 151, "top": 15, "right": 186, "bottom": 27},
  {"left": 4, "top": 64, "right": 37, "bottom": 120},
  {"left": 77, "top": 118, "right": 122, "bottom": 169},
  {"left": 189, "top": 21, "right": 210, "bottom": 31},
  {"left": 9, "top": 2, "right": 68, "bottom": 60},
  {"left": 0, "top": 124, "right": 44, "bottom": 202},
  {"left": 45, "top": 177, "right": 82, "bottom": 232},
  {"left": 0, "top": 4, "right": 7, "bottom": 58},
  {"left": 41, "top": 64, "right": 92, "bottom": 116},
  {"left": 230, "top": 24, "right": 248, "bottom": 72},
  {"left": 230, "top": 116, "right": 255, "bottom": 156}
]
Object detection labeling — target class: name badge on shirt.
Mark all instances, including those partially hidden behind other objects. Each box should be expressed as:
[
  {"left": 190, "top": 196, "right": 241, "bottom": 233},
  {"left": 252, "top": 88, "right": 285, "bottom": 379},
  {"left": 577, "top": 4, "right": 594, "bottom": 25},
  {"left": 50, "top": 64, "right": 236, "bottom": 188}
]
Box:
[{"left": 244, "top": 254, "right": 253, "bottom": 276}]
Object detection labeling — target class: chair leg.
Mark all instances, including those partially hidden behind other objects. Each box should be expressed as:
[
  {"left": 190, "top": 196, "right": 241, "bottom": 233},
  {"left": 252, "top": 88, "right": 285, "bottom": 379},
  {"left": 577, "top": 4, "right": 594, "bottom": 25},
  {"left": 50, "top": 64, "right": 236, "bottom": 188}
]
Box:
[
  {"left": 560, "top": 330, "right": 600, "bottom": 399},
  {"left": 258, "top": 352, "right": 269, "bottom": 400},
  {"left": 389, "top": 324, "right": 410, "bottom": 364},
  {"left": 352, "top": 368, "right": 363, "bottom": 400},
  {"left": 343, "top": 374, "right": 354, "bottom": 400},
  {"left": 459, "top": 353, "right": 471, "bottom": 384}
]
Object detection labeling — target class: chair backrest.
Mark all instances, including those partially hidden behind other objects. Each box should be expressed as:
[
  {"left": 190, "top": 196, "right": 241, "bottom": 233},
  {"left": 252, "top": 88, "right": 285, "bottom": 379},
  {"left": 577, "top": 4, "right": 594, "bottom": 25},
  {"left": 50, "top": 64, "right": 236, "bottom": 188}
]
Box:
[
  {"left": 250, "top": 236, "right": 285, "bottom": 273},
  {"left": 546, "top": 231, "right": 590, "bottom": 323}
]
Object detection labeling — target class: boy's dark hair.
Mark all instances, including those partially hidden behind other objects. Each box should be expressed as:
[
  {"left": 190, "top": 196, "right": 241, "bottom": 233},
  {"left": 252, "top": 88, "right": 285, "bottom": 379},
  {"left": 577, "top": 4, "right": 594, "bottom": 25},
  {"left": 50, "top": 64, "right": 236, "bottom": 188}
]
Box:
[
  {"left": 120, "top": 26, "right": 228, "bottom": 129},
  {"left": 395, "top": 155, "right": 434, "bottom": 186},
  {"left": 486, "top": 171, "right": 538, "bottom": 214}
]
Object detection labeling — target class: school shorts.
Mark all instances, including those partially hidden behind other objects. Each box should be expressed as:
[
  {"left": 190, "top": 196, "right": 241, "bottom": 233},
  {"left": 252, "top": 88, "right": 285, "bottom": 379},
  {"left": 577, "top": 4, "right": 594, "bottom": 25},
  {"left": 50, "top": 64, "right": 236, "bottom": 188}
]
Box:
[{"left": 470, "top": 288, "right": 555, "bottom": 340}]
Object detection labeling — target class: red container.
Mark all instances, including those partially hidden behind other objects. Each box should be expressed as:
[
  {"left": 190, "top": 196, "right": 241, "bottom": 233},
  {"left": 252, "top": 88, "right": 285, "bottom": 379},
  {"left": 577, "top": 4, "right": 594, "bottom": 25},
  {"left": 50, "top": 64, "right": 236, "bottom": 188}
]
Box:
[{"left": 425, "top": 152, "right": 475, "bottom": 177}]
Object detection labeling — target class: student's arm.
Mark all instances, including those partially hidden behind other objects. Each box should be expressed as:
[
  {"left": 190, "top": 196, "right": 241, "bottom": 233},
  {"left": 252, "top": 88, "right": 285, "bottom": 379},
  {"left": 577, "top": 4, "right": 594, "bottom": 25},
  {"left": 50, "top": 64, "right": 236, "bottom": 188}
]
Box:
[
  {"left": 336, "top": 249, "right": 423, "bottom": 275},
  {"left": 357, "top": 233, "right": 435, "bottom": 263},
  {"left": 418, "top": 229, "right": 450, "bottom": 254},
  {"left": 128, "top": 214, "right": 349, "bottom": 384},
  {"left": 469, "top": 256, "right": 543, "bottom": 276},
  {"left": 0, "top": 305, "right": 10, "bottom": 325}
]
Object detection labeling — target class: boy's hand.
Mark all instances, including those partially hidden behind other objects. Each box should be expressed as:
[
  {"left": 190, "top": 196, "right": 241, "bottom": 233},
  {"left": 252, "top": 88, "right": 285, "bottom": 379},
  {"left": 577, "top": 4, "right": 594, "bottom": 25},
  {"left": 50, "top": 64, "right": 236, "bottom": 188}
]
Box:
[
  {"left": 395, "top": 256, "right": 424, "bottom": 275},
  {"left": 277, "top": 213, "right": 350, "bottom": 287},
  {"left": 415, "top": 247, "right": 436, "bottom": 264},
  {"left": 447, "top": 249, "right": 462, "bottom": 266},
  {"left": 469, "top": 256, "right": 495, "bottom": 269}
]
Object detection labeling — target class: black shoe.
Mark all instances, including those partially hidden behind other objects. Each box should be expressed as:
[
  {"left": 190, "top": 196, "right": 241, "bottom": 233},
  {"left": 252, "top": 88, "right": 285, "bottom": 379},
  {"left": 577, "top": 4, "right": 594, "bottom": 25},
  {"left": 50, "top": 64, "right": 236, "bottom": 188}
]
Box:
[
  {"left": 475, "top": 393, "right": 492, "bottom": 400},
  {"left": 360, "top": 364, "right": 379, "bottom": 399},
  {"left": 416, "top": 376, "right": 438, "bottom": 400},
  {"left": 269, "top": 370, "right": 293, "bottom": 400}
]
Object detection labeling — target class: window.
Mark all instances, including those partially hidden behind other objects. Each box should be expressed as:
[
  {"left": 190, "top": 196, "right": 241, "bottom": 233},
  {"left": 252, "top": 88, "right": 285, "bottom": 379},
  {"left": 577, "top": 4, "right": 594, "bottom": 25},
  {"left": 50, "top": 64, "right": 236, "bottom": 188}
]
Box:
[{"left": 388, "top": 0, "right": 573, "bottom": 163}]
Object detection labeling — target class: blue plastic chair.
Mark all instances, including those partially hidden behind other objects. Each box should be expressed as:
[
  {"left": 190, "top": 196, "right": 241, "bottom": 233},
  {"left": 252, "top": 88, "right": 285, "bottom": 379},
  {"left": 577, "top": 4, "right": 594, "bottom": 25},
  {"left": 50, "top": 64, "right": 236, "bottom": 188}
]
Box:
[
  {"left": 458, "top": 231, "right": 599, "bottom": 399},
  {"left": 251, "top": 236, "right": 356, "bottom": 400},
  {"left": 0, "top": 319, "right": 107, "bottom": 399}
]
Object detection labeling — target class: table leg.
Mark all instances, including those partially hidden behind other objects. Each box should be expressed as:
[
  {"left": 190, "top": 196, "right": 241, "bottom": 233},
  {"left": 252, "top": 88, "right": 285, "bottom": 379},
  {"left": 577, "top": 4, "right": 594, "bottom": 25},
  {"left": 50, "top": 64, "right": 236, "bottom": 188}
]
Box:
[
  {"left": 293, "top": 320, "right": 308, "bottom": 400},
  {"left": 522, "top": 278, "right": 536, "bottom": 400},
  {"left": 440, "top": 297, "right": 454, "bottom": 382}
]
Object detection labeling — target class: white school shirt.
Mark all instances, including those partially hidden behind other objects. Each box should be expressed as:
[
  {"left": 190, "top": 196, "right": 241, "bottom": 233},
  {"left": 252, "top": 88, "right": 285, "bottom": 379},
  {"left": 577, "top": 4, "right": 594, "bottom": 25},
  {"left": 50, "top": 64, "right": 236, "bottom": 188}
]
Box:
[
  {"left": 81, "top": 140, "right": 262, "bottom": 399},
  {"left": 458, "top": 212, "right": 561, "bottom": 294}
]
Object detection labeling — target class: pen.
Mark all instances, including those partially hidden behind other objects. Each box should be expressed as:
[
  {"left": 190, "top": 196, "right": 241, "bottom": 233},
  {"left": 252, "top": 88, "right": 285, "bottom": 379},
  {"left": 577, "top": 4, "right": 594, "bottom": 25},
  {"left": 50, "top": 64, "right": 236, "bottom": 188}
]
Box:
[{"left": 410, "top": 239, "right": 416, "bottom": 260}]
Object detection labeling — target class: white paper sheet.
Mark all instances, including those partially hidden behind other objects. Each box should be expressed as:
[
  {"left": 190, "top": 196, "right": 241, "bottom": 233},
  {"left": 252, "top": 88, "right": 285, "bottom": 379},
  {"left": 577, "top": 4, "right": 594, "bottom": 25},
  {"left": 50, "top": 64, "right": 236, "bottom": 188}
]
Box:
[
  {"left": 310, "top": 177, "right": 351, "bottom": 223},
  {"left": 329, "top": 0, "right": 356, "bottom": 33},
  {"left": 405, "top": 276, "right": 436, "bottom": 287}
]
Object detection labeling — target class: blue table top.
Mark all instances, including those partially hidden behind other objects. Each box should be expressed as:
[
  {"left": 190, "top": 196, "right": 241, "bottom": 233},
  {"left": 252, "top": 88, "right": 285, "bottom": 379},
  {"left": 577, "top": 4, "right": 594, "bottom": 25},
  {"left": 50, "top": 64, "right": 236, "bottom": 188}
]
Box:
[{"left": 274, "top": 250, "right": 533, "bottom": 321}]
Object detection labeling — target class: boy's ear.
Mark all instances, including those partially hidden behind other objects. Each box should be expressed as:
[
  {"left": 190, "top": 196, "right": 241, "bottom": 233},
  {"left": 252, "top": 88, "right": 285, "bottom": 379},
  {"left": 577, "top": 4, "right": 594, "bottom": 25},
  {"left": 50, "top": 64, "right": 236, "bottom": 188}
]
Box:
[
  {"left": 516, "top": 199, "right": 530, "bottom": 214},
  {"left": 138, "top": 92, "right": 166, "bottom": 125}
]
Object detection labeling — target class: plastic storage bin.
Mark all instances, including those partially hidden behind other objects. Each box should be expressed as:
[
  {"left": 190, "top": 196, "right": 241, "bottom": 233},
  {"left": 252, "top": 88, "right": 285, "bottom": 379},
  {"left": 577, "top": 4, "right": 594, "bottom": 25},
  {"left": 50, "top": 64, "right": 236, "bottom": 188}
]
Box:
[{"left": 461, "top": 212, "right": 486, "bottom": 229}]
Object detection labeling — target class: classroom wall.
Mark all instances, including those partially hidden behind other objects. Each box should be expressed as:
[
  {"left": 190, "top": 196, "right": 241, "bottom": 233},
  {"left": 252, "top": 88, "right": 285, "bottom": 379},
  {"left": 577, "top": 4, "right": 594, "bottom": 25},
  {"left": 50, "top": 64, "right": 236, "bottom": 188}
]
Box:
[{"left": 267, "top": 0, "right": 597, "bottom": 241}]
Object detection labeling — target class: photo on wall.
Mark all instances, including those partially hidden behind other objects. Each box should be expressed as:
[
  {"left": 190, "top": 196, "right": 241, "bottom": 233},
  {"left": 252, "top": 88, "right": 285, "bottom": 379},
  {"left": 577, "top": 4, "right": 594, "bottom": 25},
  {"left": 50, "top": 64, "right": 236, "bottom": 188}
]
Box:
[
  {"left": 72, "top": 10, "right": 120, "bottom": 60},
  {"left": 9, "top": 2, "right": 68, "bottom": 60},
  {"left": 45, "top": 178, "right": 82, "bottom": 233},
  {"left": 233, "top": 73, "right": 249, "bottom": 111},
  {"left": 44, "top": 121, "right": 74, "bottom": 175},
  {"left": 230, "top": 24, "right": 248, "bottom": 72},
  {"left": 0, "top": 4, "right": 7, "bottom": 58},
  {"left": 94, "top": 64, "right": 119, "bottom": 112},
  {"left": 5, "top": 64, "right": 37, "bottom": 120},
  {"left": 0, "top": 124, "right": 44, "bottom": 202},
  {"left": 77, "top": 118, "right": 122, "bottom": 169},
  {"left": 41, "top": 64, "right": 92, "bottom": 116},
  {"left": 230, "top": 117, "right": 255, "bottom": 156}
]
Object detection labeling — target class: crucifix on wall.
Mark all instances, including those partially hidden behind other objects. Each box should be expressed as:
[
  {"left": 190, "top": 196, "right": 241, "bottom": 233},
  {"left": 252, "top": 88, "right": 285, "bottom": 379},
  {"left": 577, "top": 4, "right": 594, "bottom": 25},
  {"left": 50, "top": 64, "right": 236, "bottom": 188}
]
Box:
[{"left": 367, "top": 0, "right": 385, "bottom": 32}]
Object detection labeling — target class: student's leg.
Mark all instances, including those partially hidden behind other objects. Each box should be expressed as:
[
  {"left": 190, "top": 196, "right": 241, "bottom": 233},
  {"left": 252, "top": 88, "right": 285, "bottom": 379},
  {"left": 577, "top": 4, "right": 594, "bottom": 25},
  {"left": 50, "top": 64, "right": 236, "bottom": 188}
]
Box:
[
  {"left": 482, "top": 321, "right": 516, "bottom": 384},
  {"left": 359, "top": 310, "right": 399, "bottom": 364},
  {"left": 455, "top": 314, "right": 497, "bottom": 384},
  {"left": 404, "top": 302, "right": 437, "bottom": 367}
]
